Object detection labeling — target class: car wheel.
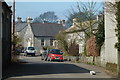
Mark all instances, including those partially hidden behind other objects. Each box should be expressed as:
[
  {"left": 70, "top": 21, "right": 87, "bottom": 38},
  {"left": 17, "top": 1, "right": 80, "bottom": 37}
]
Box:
[
  {"left": 60, "top": 60, "right": 63, "bottom": 62},
  {"left": 25, "top": 53, "right": 28, "bottom": 56},
  {"left": 24, "top": 53, "right": 26, "bottom": 56},
  {"left": 33, "top": 54, "right": 35, "bottom": 56},
  {"left": 41, "top": 57, "right": 43, "bottom": 60}
]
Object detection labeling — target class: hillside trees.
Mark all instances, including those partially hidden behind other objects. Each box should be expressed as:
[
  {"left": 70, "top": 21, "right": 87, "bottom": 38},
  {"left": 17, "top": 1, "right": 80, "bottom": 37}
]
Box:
[{"left": 33, "top": 11, "right": 58, "bottom": 23}]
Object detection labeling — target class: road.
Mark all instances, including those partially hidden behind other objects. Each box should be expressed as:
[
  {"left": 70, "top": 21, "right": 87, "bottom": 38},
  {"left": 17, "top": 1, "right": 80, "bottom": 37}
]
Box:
[{"left": 3, "top": 54, "right": 117, "bottom": 80}]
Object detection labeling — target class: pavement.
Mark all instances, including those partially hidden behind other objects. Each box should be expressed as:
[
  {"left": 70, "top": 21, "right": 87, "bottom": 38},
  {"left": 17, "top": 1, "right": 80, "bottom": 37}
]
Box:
[{"left": 2, "top": 54, "right": 119, "bottom": 80}]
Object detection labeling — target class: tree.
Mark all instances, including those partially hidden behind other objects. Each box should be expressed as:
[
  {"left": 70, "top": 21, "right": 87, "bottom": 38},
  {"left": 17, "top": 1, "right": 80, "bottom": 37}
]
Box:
[
  {"left": 33, "top": 11, "right": 58, "bottom": 23},
  {"left": 65, "top": 11, "right": 88, "bottom": 27},
  {"left": 55, "top": 31, "right": 69, "bottom": 54},
  {"left": 115, "top": 2, "right": 120, "bottom": 53},
  {"left": 55, "top": 31, "right": 80, "bottom": 57},
  {"left": 68, "top": 40, "right": 79, "bottom": 56},
  {"left": 11, "top": 35, "right": 22, "bottom": 62},
  {"left": 12, "top": 35, "right": 21, "bottom": 46},
  {"left": 66, "top": 1, "right": 103, "bottom": 38},
  {"left": 65, "top": 1, "right": 103, "bottom": 64},
  {"left": 96, "top": 13, "right": 104, "bottom": 53},
  {"left": 115, "top": 1, "right": 120, "bottom": 76}
]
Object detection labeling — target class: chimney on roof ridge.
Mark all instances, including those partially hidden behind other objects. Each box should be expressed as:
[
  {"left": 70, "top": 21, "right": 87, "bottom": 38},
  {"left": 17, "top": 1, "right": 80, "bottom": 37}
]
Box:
[
  {"left": 16, "top": 16, "right": 22, "bottom": 23},
  {"left": 58, "top": 19, "right": 62, "bottom": 24},
  {"left": 72, "top": 18, "right": 78, "bottom": 26},
  {"left": 26, "top": 16, "right": 33, "bottom": 23},
  {"left": 43, "top": 19, "right": 48, "bottom": 23},
  {"left": 58, "top": 19, "right": 66, "bottom": 26}
]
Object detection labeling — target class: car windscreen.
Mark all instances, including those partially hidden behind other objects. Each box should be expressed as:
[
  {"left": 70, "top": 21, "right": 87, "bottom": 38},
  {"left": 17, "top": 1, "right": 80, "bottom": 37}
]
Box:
[
  {"left": 50, "top": 49, "right": 61, "bottom": 54},
  {"left": 28, "top": 47, "right": 35, "bottom": 50}
]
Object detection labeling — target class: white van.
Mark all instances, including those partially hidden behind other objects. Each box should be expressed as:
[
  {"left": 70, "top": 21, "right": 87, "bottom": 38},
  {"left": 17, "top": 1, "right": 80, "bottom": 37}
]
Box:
[{"left": 24, "top": 47, "right": 36, "bottom": 56}]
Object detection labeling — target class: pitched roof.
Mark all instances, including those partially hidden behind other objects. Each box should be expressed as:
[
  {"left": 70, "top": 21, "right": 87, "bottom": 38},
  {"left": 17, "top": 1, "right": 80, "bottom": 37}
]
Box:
[
  {"left": 31, "top": 23, "right": 66, "bottom": 37},
  {"left": 65, "top": 20, "right": 98, "bottom": 33},
  {"left": 15, "top": 22, "right": 28, "bottom": 32}
]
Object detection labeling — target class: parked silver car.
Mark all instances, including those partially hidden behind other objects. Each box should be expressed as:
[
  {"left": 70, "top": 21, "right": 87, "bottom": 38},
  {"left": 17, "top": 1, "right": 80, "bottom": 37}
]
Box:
[{"left": 24, "top": 47, "right": 36, "bottom": 56}]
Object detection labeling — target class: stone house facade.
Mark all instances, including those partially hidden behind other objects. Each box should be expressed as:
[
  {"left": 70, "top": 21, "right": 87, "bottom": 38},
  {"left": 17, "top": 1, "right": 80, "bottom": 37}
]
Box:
[
  {"left": 65, "top": 18, "right": 97, "bottom": 55},
  {"left": 15, "top": 17, "right": 65, "bottom": 53},
  {"left": 65, "top": 25, "right": 85, "bottom": 54}
]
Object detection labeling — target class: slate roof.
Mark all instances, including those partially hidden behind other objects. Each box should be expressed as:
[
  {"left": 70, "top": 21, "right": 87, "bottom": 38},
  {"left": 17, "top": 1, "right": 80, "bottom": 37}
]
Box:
[
  {"left": 65, "top": 20, "right": 98, "bottom": 33},
  {"left": 31, "top": 23, "right": 66, "bottom": 37},
  {"left": 15, "top": 22, "right": 28, "bottom": 32}
]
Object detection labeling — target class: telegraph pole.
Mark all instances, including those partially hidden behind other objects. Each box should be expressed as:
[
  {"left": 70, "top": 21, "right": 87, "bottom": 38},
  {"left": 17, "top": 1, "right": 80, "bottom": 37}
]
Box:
[
  {"left": 11, "top": 0, "right": 15, "bottom": 57},
  {"left": 12, "top": 0, "right": 15, "bottom": 38}
]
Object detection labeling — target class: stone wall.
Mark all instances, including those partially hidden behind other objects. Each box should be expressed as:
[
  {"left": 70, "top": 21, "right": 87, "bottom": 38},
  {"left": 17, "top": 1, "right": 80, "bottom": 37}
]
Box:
[
  {"left": 2, "top": 2, "right": 11, "bottom": 68},
  {"left": 19, "top": 25, "right": 27, "bottom": 47},
  {"left": 79, "top": 56, "right": 101, "bottom": 66},
  {"left": 34, "top": 37, "right": 55, "bottom": 54},
  {"left": 105, "top": 1, "right": 118, "bottom": 64},
  {"left": 24, "top": 24, "right": 34, "bottom": 47},
  {"left": 100, "top": 43, "right": 106, "bottom": 67},
  {"left": 63, "top": 56, "right": 101, "bottom": 66}
]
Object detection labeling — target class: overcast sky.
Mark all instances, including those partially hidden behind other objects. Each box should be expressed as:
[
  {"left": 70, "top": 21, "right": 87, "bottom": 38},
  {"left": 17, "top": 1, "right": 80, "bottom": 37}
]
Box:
[{"left": 7, "top": 1, "right": 103, "bottom": 21}]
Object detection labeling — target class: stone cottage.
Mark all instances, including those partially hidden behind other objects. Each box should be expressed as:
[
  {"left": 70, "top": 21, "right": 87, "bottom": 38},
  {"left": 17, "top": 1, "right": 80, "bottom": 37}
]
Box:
[
  {"left": 65, "top": 19, "right": 85, "bottom": 55},
  {"left": 15, "top": 17, "right": 65, "bottom": 53},
  {"left": 65, "top": 18, "right": 98, "bottom": 55}
]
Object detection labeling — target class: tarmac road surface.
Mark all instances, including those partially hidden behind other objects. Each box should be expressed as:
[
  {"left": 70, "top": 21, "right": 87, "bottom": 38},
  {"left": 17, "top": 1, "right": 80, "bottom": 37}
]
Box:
[{"left": 2, "top": 55, "right": 118, "bottom": 80}]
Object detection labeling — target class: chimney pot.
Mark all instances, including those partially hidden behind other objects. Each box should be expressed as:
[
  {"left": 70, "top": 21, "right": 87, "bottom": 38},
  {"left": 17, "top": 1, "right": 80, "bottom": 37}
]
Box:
[
  {"left": 73, "top": 18, "right": 78, "bottom": 26},
  {"left": 16, "top": 16, "right": 22, "bottom": 23},
  {"left": 26, "top": 16, "right": 33, "bottom": 23}
]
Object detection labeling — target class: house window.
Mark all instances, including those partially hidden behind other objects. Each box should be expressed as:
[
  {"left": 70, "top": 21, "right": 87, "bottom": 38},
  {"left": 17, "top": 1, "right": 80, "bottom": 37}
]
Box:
[
  {"left": 50, "top": 39, "right": 54, "bottom": 46},
  {"left": 41, "top": 39, "right": 44, "bottom": 46}
]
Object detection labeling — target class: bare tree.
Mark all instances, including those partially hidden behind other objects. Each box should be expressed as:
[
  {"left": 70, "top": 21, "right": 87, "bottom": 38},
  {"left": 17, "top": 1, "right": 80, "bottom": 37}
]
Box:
[
  {"left": 66, "top": 1, "right": 103, "bottom": 39},
  {"left": 55, "top": 31, "right": 69, "bottom": 54},
  {"left": 55, "top": 31, "right": 79, "bottom": 57},
  {"left": 65, "top": 1, "right": 103, "bottom": 64}
]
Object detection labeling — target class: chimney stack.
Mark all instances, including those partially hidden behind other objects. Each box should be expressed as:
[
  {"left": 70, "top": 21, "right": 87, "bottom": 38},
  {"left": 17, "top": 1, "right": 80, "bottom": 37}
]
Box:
[
  {"left": 72, "top": 18, "right": 78, "bottom": 26},
  {"left": 16, "top": 16, "right": 22, "bottom": 23},
  {"left": 58, "top": 19, "right": 65, "bottom": 26},
  {"left": 62, "top": 20, "right": 65, "bottom": 26},
  {"left": 26, "top": 16, "right": 33, "bottom": 23},
  {"left": 58, "top": 19, "right": 62, "bottom": 24}
]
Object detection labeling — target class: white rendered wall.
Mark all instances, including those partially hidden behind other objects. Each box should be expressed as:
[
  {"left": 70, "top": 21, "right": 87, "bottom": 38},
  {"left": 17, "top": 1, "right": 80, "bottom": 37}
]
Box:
[{"left": 105, "top": 2, "right": 118, "bottom": 64}]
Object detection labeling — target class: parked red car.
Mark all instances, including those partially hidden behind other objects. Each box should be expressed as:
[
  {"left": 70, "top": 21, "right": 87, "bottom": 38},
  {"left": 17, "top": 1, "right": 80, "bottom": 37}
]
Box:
[{"left": 47, "top": 49, "right": 63, "bottom": 62}]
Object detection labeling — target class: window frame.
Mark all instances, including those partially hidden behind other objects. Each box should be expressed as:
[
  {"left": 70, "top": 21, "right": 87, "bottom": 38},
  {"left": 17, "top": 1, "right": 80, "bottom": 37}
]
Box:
[{"left": 41, "top": 39, "right": 44, "bottom": 46}]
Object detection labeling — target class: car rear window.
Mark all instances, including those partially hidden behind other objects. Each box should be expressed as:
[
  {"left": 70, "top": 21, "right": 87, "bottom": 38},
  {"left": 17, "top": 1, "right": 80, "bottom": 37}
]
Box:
[
  {"left": 28, "top": 47, "right": 35, "bottom": 50},
  {"left": 50, "top": 49, "right": 61, "bottom": 54}
]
